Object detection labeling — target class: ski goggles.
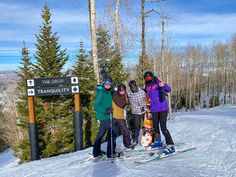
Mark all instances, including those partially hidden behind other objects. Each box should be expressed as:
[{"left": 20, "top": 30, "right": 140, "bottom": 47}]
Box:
[{"left": 103, "top": 81, "right": 112, "bottom": 86}]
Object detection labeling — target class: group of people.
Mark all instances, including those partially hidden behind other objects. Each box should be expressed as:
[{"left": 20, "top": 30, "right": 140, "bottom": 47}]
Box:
[{"left": 93, "top": 71, "right": 175, "bottom": 158}]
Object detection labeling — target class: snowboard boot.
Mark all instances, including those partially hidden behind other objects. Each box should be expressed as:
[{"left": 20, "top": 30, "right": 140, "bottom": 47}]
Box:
[
  {"left": 162, "top": 145, "right": 175, "bottom": 156},
  {"left": 151, "top": 139, "right": 163, "bottom": 148}
]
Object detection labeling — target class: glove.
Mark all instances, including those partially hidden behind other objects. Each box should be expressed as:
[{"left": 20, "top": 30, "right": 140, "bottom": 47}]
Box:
[
  {"left": 105, "top": 107, "right": 113, "bottom": 114},
  {"left": 141, "top": 106, "right": 145, "bottom": 112}
]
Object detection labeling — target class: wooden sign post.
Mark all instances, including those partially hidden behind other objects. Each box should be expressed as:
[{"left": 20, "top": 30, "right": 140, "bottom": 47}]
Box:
[
  {"left": 27, "top": 96, "right": 40, "bottom": 161},
  {"left": 27, "top": 76, "right": 82, "bottom": 161},
  {"left": 73, "top": 93, "right": 83, "bottom": 151}
]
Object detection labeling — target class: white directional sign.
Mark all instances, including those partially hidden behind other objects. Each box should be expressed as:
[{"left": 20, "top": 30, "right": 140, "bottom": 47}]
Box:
[
  {"left": 27, "top": 79, "right": 35, "bottom": 87},
  {"left": 72, "top": 86, "right": 79, "bottom": 93},
  {"left": 27, "top": 88, "right": 35, "bottom": 96},
  {"left": 71, "top": 77, "right": 79, "bottom": 84}
]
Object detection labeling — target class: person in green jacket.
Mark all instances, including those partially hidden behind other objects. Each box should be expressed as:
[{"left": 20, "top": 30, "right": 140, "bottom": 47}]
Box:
[{"left": 93, "top": 77, "right": 117, "bottom": 158}]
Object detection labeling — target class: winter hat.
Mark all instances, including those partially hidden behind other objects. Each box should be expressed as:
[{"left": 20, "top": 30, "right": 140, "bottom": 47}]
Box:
[
  {"left": 103, "top": 77, "right": 112, "bottom": 86},
  {"left": 117, "top": 83, "right": 126, "bottom": 92},
  {"left": 144, "top": 71, "right": 154, "bottom": 81},
  {"left": 129, "top": 80, "right": 136, "bottom": 87},
  {"left": 129, "top": 80, "right": 138, "bottom": 93}
]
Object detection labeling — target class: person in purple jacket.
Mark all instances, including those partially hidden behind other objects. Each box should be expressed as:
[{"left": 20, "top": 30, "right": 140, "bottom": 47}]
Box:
[{"left": 144, "top": 71, "right": 175, "bottom": 155}]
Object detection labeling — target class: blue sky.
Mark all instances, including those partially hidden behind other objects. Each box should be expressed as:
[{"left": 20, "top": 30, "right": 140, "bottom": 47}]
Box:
[{"left": 0, "top": 0, "right": 236, "bottom": 71}]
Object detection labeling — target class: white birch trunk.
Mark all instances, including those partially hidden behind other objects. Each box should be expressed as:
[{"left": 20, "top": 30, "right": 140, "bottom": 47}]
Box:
[{"left": 89, "top": 0, "right": 99, "bottom": 83}]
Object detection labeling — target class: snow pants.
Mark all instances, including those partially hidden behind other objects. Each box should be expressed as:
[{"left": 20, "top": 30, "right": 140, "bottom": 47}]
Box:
[
  {"left": 152, "top": 110, "right": 174, "bottom": 145},
  {"left": 93, "top": 119, "right": 117, "bottom": 157},
  {"left": 131, "top": 114, "right": 144, "bottom": 143},
  {"left": 115, "top": 119, "right": 131, "bottom": 148}
]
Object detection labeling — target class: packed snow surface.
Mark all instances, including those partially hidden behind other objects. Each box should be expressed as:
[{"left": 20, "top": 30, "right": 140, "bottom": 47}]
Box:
[{"left": 0, "top": 105, "right": 236, "bottom": 177}]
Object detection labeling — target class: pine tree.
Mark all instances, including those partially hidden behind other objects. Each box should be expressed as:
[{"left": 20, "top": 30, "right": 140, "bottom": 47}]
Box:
[
  {"left": 97, "top": 25, "right": 112, "bottom": 71},
  {"left": 31, "top": 4, "right": 72, "bottom": 159},
  {"left": 15, "top": 42, "right": 33, "bottom": 161},
  {"left": 34, "top": 4, "right": 69, "bottom": 77},
  {"left": 0, "top": 105, "right": 6, "bottom": 152},
  {"left": 109, "top": 48, "right": 129, "bottom": 85},
  {"left": 17, "top": 42, "right": 33, "bottom": 128},
  {"left": 72, "top": 42, "right": 97, "bottom": 147},
  {"left": 97, "top": 25, "right": 128, "bottom": 85}
]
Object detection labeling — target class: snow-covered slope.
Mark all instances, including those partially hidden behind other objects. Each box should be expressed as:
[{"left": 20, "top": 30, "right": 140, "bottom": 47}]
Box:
[
  {"left": 0, "top": 105, "right": 236, "bottom": 177},
  {"left": 0, "top": 148, "right": 19, "bottom": 173}
]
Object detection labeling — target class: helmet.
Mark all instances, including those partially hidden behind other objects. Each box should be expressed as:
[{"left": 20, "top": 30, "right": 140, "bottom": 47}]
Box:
[
  {"left": 102, "top": 77, "right": 112, "bottom": 86},
  {"left": 144, "top": 71, "right": 154, "bottom": 81}
]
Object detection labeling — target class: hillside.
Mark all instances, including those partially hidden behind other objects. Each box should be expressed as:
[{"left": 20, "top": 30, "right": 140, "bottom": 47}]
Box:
[{"left": 0, "top": 105, "right": 235, "bottom": 177}]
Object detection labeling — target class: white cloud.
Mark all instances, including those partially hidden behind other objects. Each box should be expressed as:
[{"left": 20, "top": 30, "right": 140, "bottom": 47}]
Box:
[
  {"left": 0, "top": 1, "right": 90, "bottom": 47},
  {"left": 51, "top": 10, "right": 89, "bottom": 26},
  {"left": 148, "top": 13, "right": 236, "bottom": 36},
  {"left": 0, "top": 2, "right": 41, "bottom": 25},
  {"left": 0, "top": 29, "right": 35, "bottom": 41},
  {"left": 0, "top": 2, "right": 89, "bottom": 26}
]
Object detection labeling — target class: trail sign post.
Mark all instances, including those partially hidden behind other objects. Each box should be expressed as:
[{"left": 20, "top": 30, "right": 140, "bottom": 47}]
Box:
[{"left": 27, "top": 76, "right": 83, "bottom": 161}]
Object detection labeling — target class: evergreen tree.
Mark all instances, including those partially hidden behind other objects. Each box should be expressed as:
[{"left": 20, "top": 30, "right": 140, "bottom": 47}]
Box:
[
  {"left": 17, "top": 42, "right": 33, "bottom": 128},
  {"left": 15, "top": 42, "right": 33, "bottom": 161},
  {"left": 72, "top": 42, "right": 97, "bottom": 147},
  {"left": 22, "top": 4, "right": 73, "bottom": 160},
  {"left": 97, "top": 25, "right": 128, "bottom": 85},
  {"left": 34, "top": 4, "right": 69, "bottom": 77},
  {"left": 0, "top": 105, "right": 7, "bottom": 152},
  {"left": 97, "top": 25, "right": 113, "bottom": 71},
  {"left": 109, "top": 48, "right": 129, "bottom": 84}
]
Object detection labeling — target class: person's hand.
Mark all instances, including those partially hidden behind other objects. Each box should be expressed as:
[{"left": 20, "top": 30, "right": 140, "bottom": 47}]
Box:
[
  {"left": 159, "top": 81, "right": 165, "bottom": 87},
  {"left": 141, "top": 107, "right": 145, "bottom": 112},
  {"left": 105, "top": 107, "right": 113, "bottom": 114}
]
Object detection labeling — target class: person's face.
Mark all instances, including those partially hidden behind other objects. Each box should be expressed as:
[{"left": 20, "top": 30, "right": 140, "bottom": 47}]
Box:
[
  {"left": 119, "top": 89, "right": 125, "bottom": 95},
  {"left": 130, "top": 84, "right": 138, "bottom": 93},
  {"left": 145, "top": 75, "right": 153, "bottom": 81},
  {"left": 104, "top": 83, "right": 111, "bottom": 89}
]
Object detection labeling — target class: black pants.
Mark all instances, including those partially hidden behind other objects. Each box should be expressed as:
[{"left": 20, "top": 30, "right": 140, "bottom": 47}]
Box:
[
  {"left": 131, "top": 114, "right": 144, "bottom": 143},
  {"left": 152, "top": 111, "right": 174, "bottom": 145},
  {"left": 93, "top": 119, "right": 117, "bottom": 157},
  {"left": 115, "top": 119, "right": 131, "bottom": 148}
]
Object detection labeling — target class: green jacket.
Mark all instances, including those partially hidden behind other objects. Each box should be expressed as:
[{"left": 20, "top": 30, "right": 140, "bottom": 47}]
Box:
[{"left": 93, "top": 85, "right": 112, "bottom": 120}]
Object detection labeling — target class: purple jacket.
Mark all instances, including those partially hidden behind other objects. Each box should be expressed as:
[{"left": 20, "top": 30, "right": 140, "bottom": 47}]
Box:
[{"left": 145, "top": 79, "right": 171, "bottom": 113}]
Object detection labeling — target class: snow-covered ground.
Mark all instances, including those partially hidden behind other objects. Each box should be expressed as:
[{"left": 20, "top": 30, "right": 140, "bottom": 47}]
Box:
[
  {"left": 0, "top": 148, "right": 19, "bottom": 173},
  {"left": 0, "top": 105, "right": 236, "bottom": 177}
]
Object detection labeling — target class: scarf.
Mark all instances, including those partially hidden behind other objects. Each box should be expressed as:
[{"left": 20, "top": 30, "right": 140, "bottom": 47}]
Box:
[{"left": 113, "top": 91, "right": 128, "bottom": 109}]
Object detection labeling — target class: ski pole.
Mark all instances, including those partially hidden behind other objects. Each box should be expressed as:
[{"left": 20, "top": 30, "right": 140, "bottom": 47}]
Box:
[{"left": 110, "top": 113, "right": 114, "bottom": 163}]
